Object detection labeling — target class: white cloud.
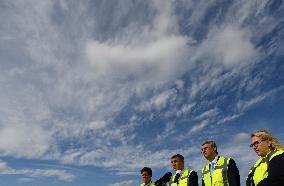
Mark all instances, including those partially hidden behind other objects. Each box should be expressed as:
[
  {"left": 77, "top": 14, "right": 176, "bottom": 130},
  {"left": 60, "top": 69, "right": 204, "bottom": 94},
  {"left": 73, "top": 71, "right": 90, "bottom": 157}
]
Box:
[
  {"left": 86, "top": 35, "right": 190, "bottom": 84},
  {"left": 194, "top": 108, "right": 219, "bottom": 121},
  {"left": 176, "top": 120, "right": 209, "bottom": 142},
  {"left": 0, "top": 124, "right": 52, "bottom": 158},
  {"left": 0, "top": 160, "right": 74, "bottom": 182},
  {"left": 60, "top": 145, "right": 180, "bottom": 172},
  {"left": 156, "top": 122, "right": 176, "bottom": 141},
  {"left": 14, "top": 169, "right": 75, "bottom": 182},
  {"left": 188, "top": 120, "right": 209, "bottom": 135},
  {"left": 237, "top": 85, "right": 284, "bottom": 112},
  {"left": 115, "top": 171, "right": 137, "bottom": 176},
  {"left": 201, "top": 25, "right": 258, "bottom": 67},
  {"left": 237, "top": 94, "right": 267, "bottom": 112},
  {"left": 176, "top": 103, "right": 196, "bottom": 117},
  {"left": 175, "top": 80, "right": 184, "bottom": 91},
  {"left": 88, "top": 121, "right": 107, "bottom": 131},
  {"left": 217, "top": 114, "right": 241, "bottom": 125},
  {"left": 234, "top": 132, "right": 250, "bottom": 142},
  {"left": 137, "top": 89, "right": 177, "bottom": 112},
  {"left": 230, "top": 0, "right": 271, "bottom": 25},
  {"left": 0, "top": 160, "right": 11, "bottom": 172},
  {"left": 151, "top": 0, "right": 179, "bottom": 35},
  {"left": 109, "top": 180, "right": 135, "bottom": 186}
]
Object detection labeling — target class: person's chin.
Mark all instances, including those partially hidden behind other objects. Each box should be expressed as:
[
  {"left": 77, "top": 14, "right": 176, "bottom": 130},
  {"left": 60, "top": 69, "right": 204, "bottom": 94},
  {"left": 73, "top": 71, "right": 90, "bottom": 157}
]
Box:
[{"left": 255, "top": 151, "right": 262, "bottom": 156}]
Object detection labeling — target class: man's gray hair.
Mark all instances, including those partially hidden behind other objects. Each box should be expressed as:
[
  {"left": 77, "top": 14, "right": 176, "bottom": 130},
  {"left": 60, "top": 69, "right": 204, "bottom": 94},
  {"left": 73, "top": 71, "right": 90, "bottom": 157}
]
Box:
[{"left": 202, "top": 140, "right": 218, "bottom": 153}]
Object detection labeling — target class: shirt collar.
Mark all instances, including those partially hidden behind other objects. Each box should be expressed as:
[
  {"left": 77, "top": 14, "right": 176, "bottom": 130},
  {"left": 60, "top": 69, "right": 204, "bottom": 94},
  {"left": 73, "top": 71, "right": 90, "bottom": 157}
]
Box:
[
  {"left": 175, "top": 169, "right": 182, "bottom": 174},
  {"left": 210, "top": 156, "right": 218, "bottom": 164}
]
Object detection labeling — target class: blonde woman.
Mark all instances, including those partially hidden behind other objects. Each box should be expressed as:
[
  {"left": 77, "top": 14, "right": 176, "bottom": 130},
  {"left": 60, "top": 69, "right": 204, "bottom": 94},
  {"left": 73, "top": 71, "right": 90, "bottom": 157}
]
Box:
[{"left": 246, "top": 130, "right": 284, "bottom": 186}]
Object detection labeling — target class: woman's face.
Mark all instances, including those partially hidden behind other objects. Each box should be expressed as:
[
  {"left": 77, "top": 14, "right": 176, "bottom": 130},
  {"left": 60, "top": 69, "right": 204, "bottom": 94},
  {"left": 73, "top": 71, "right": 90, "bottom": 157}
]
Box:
[{"left": 251, "top": 136, "right": 272, "bottom": 157}]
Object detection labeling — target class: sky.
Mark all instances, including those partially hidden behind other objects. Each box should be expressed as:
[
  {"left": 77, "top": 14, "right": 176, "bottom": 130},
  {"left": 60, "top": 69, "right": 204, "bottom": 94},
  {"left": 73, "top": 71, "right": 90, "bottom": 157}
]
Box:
[{"left": 0, "top": 0, "right": 284, "bottom": 185}]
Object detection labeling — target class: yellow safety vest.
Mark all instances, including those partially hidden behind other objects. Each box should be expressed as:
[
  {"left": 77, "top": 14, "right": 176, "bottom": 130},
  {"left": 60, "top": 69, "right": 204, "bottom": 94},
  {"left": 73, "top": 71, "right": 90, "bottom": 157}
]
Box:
[
  {"left": 139, "top": 181, "right": 155, "bottom": 186},
  {"left": 169, "top": 169, "right": 194, "bottom": 186},
  {"left": 246, "top": 149, "right": 284, "bottom": 186},
  {"left": 202, "top": 156, "right": 231, "bottom": 186}
]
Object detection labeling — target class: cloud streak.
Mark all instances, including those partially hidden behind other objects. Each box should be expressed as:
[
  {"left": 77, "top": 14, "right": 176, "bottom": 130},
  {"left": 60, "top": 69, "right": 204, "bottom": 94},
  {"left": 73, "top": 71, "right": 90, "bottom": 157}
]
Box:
[
  {"left": 0, "top": 160, "right": 74, "bottom": 182},
  {"left": 109, "top": 180, "right": 135, "bottom": 186}
]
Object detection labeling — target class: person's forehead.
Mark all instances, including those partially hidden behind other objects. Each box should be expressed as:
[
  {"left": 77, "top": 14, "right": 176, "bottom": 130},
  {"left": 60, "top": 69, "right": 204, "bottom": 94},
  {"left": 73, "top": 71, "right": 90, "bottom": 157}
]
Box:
[
  {"left": 202, "top": 143, "right": 212, "bottom": 147},
  {"left": 141, "top": 171, "right": 150, "bottom": 175},
  {"left": 171, "top": 157, "right": 182, "bottom": 161},
  {"left": 251, "top": 136, "right": 261, "bottom": 141}
]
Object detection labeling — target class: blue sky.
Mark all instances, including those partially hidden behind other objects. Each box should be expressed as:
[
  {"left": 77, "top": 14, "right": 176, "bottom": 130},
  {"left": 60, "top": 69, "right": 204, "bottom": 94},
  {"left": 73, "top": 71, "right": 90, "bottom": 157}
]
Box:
[{"left": 0, "top": 0, "right": 284, "bottom": 185}]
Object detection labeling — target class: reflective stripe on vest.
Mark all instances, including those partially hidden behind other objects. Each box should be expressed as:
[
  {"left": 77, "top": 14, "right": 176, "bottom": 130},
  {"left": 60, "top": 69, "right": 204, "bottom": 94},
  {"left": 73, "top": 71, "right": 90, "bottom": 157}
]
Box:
[
  {"left": 246, "top": 149, "right": 284, "bottom": 186},
  {"left": 202, "top": 156, "right": 230, "bottom": 186},
  {"left": 169, "top": 169, "right": 193, "bottom": 186}
]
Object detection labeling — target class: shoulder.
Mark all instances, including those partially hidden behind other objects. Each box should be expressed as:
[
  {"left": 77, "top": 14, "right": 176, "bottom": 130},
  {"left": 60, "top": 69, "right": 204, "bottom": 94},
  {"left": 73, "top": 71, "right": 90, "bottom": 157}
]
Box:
[
  {"left": 217, "top": 156, "right": 231, "bottom": 162},
  {"left": 228, "top": 158, "right": 236, "bottom": 164},
  {"left": 184, "top": 169, "right": 197, "bottom": 176},
  {"left": 270, "top": 152, "right": 284, "bottom": 163},
  {"left": 218, "top": 156, "right": 236, "bottom": 164},
  {"left": 267, "top": 150, "right": 284, "bottom": 166},
  {"left": 188, "top": 170, "right": 198, "bottom": 176},
  {"left": 188, "top": 170, "right": 198, "bottom": 180}
]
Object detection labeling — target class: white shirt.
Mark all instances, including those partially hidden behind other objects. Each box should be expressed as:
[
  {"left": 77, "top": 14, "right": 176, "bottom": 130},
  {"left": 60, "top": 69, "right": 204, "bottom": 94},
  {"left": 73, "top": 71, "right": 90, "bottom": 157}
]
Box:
[
  {"left": 175, "top": 170, "right": 182, "bottom": 174},
  {"left": 210, "top": 156, "right": 217, "bottom": 174}
]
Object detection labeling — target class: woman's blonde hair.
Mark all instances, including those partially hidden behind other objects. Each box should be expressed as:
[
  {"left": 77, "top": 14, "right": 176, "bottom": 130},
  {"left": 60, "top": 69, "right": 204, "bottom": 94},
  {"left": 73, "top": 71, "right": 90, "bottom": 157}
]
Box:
[{"left": 251, "top": 129, "right": 283, "bottom": 150}]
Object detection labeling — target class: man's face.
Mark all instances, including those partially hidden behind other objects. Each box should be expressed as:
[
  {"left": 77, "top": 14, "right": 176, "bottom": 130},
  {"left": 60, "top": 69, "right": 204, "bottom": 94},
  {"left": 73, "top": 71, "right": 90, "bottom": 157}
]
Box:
[
  {"left": 201, "top": 143, "right": 216, "bottom": 160},
  {"left": 171, "top": 157, "right": 184, "bottom": 171},
  {"left": 141, "top": 171, "right": 151, "bottom": 184}
]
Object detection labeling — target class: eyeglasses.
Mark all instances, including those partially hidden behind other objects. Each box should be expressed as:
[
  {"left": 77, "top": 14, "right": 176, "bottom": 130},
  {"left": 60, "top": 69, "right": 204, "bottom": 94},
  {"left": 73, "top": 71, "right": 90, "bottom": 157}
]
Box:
[
  {"left": 201, "top": 147, "right": 208, "bottom": 153},
  {"left": 250, "top": 140, "right": 265, "bottom": 148},
  {"left": 201, "top": 145, "right": 214, "bottom": 153}
]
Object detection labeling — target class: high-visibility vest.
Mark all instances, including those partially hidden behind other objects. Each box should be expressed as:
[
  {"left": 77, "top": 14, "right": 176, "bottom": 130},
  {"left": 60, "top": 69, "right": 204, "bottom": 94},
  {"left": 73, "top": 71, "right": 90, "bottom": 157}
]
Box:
[
  {"left": 246, "top": 149, "right": 284, "bottom": 186},
  {"left": 139, "top": 181, "right": 155, "bottom": 186},
  {"left": 202, "top": 156, "right": 231, "bottom": 186},
  {"left": 169, "top": 169, "right": 194, "bottom": 186}
]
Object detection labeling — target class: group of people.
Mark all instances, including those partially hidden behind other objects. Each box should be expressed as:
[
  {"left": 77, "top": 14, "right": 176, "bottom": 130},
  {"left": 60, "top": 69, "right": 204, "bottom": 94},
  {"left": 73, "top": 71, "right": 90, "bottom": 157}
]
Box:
[{"left": 139, "top": 130, "right": 284, "bottom": 186}]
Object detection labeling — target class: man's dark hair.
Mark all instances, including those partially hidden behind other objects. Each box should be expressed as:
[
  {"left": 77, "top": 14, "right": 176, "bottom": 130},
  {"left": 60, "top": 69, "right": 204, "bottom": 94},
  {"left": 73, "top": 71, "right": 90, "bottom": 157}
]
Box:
[
  {"left": 171, "top": 154, "right": 184, "bottom": 162},
  {"left": 140, "top": 167, "right": 152, "bottom": 177},
  {"left": 202, "top": 140, "right": 218, "bottom": 154}
]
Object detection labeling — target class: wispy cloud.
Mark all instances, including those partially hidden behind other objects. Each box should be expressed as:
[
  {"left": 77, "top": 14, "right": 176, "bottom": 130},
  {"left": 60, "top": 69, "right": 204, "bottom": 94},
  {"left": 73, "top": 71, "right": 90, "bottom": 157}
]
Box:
[
  {"left": 156, "top": 122, "right": 176, "bottom": 141},
  {"left": 136, "top": 89, "right": 177, "bottom": 112},
  {"left": 194, "top": 108, "right": 219, "bottom": 121},
  {"left": 201, "top": 25, "right": 258, "bottom": 67},
  {"left": 0, "top": 160, "right": 75, "bottom": 182},
  {"left": 109, "top": 180, "right": 135, "bottom": 186},
  {"left": 237, "top": 85, "right": 284, "bottom": 113},
  {"left": 191, "top": 120, "right": 209, "bottom": 133}
]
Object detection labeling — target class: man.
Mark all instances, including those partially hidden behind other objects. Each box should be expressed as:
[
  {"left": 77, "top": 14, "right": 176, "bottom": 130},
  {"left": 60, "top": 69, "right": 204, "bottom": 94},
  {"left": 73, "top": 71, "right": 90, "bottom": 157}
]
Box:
[
  {"left": 169, "top": 154, "right": 198, "bottom": 186},
  {"left": 201, "top": 140, "right": 240, "bottom": 186},
  {"left": 140, "top": 167, "right": 155, "bottom": 186}
]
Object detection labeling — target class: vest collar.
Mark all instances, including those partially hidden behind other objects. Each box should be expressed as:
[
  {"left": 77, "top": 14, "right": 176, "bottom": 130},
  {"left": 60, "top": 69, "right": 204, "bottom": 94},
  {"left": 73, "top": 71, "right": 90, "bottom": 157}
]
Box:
[{"left": 144, "top": 181, "right": 152, "bottom": 186}]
